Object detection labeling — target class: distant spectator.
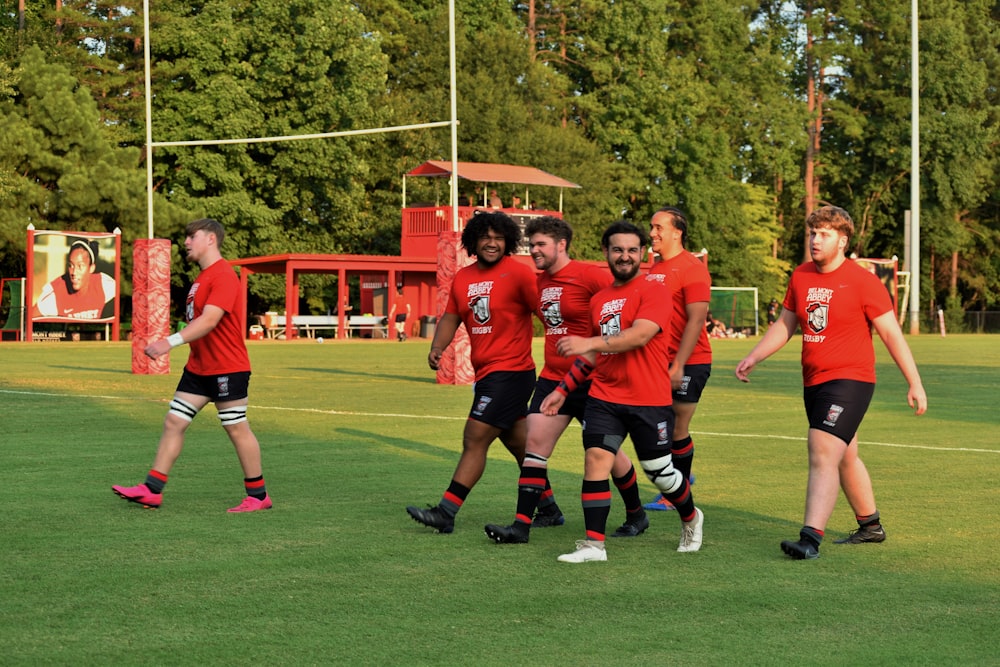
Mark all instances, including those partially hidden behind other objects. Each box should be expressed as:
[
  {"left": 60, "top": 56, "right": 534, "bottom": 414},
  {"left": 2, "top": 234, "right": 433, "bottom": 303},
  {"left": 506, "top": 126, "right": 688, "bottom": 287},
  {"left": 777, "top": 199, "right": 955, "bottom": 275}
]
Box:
[{"left": 489, "top": 189, "right": 503, "bottom": 208}]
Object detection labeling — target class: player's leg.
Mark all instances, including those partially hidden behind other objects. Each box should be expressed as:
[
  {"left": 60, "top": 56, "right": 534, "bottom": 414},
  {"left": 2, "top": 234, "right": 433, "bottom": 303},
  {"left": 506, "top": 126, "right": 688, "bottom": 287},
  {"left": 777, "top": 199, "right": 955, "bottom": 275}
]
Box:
[
  {"left": 408, "top": 370, "right": 531, "bottom": 533},
  {"left": 836, "top": 437, "right": 886, "bottom": 544},
  {"left": 112, "top": 372, "right": 211, "bottom": 508},
  {"left": 217, "top": 390, "right": 271, "bottom": 513},
  {"left": 608, "top": 447, "right": 648, "bottom": 537}
]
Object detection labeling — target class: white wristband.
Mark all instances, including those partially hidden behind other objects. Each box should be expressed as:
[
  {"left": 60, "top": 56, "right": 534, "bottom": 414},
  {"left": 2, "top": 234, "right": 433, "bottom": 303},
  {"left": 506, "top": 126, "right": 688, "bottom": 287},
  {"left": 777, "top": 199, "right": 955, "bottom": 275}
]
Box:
[{"left": 167, "top": 332, "right": 185, "bottom": 348}]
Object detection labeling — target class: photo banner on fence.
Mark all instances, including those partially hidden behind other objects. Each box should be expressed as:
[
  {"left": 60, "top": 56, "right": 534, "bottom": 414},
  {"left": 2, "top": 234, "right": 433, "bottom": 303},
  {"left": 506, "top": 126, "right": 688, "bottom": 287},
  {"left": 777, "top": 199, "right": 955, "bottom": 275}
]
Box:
[{"left": 28, "top": 230, "right": 121, "bottom": 324}]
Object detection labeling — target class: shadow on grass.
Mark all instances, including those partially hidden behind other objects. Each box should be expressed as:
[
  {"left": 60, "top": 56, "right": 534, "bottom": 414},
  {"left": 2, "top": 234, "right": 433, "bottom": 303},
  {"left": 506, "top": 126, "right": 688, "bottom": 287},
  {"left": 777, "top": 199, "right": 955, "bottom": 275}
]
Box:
[{"left": 49, "top": 364, "right": 133, "bottom": 375}]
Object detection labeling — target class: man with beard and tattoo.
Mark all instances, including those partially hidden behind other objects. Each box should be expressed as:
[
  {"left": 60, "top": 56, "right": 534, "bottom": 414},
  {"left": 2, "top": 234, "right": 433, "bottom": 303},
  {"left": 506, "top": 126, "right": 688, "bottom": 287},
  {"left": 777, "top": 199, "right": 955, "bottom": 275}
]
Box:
[
  {"left": 406, "top": 211, "right": 538, "bottom": 534},
  {"left": 541, "top": 220, "right": 704, "bottom": 562},
  {"left": 484, "top": 216, "right": 650, "bottom": 546}
]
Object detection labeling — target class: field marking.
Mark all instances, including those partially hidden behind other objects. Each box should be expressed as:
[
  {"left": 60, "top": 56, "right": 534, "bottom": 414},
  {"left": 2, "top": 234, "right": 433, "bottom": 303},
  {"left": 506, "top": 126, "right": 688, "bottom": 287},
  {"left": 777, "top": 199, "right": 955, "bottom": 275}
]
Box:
[{"left": 2, "top": 388, "right": 997, "bottom": 454}]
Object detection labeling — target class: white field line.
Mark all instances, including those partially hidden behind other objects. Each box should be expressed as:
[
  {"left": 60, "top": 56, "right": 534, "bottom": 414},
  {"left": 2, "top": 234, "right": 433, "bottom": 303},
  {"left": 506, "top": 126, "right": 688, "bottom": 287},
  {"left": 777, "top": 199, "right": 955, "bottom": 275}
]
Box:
[{"left": 1, "top": 388, "right": 997, "bottom": 455}]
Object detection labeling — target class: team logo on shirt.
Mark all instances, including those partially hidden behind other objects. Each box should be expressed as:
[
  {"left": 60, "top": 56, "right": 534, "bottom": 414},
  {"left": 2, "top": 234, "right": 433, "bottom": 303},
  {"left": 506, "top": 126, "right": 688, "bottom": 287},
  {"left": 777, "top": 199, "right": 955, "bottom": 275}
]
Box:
[
  {"left": 806, "top": 302, "right": 829, "bottom": 333},
  {"left": 186, "top": 282, "right": 200, "bottom": 322},
  {"left": 824, "top": 403, "right": 844, "bottom": 427},
  {"left": 540, "top": 286, "right": 564, "bottom": 327},
  {"left": 467, "top": 280, "right": 494, "bottom": 325}
]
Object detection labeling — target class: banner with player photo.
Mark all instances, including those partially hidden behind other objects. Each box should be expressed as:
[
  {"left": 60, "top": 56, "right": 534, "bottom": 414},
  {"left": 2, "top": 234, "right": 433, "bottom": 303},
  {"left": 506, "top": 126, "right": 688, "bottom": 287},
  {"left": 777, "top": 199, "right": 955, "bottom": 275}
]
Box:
[{"left": 27, "top": 230, "right": 121, "bottom": 325}]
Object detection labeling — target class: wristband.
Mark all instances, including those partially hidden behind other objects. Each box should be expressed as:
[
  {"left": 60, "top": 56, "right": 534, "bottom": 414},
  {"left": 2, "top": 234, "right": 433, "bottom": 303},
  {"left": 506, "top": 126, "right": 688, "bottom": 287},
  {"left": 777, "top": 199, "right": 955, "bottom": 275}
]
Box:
[
  {"left": 167, "top": 332, "right": 185, "bottom": 348},
  {"left": 556, "top": 357, "right": 595, "bottom": 396}
]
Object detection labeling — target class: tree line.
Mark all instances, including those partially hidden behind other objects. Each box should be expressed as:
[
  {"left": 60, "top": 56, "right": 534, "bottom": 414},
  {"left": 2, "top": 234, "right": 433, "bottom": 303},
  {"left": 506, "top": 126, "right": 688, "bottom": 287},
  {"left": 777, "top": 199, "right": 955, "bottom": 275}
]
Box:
[{"left": 1, "top": 0, "right": 997, "bottom": 328}]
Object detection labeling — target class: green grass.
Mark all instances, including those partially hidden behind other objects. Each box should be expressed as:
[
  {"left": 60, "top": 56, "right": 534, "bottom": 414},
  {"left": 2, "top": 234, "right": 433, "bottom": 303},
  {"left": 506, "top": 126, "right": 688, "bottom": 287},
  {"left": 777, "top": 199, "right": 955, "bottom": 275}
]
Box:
[{"left": 1, "top": 335, "right": 998, "bottom": 665}]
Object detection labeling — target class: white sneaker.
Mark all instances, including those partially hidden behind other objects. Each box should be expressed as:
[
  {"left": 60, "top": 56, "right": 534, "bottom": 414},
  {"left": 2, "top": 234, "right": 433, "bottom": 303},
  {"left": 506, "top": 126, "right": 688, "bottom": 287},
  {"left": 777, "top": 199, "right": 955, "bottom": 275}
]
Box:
[
  {"left": 677, "top": 507, "right": 704, "bottom": 552},
  {"left": 557, "top": 539, "right": 608, "bottom": 563}
]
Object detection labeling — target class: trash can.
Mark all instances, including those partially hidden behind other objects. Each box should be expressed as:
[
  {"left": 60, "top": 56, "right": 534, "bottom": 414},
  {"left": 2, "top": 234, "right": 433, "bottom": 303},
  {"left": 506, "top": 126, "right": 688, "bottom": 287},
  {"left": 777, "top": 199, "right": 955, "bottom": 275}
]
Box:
[{"left": 420, "top": 315, "right": 437, "bottom": 339}]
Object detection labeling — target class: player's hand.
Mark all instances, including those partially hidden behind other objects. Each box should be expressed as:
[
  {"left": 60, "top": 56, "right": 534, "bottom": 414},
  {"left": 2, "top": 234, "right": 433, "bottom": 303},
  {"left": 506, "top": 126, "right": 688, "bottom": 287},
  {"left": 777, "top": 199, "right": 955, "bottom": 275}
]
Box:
[
  {"left": 669, "top": 363, "right": 685, "bottom": 391},
  {"left": 908, "top": 384, "right": 927, "bottom": 415},
  {"left": 428, "top": 347, "right": 443, "bottom": 370},
  {"left": 539, "top": 391, "right": 565, "bottom": 416},
  {"left": 555, "top": 335, "right": 589, "bottom": 358},
  {"left": 734, "top": 357, "right": 756, "bottom": 383},
  {"left": 144, "top": 339, "right": 171, "bottom": 359}
]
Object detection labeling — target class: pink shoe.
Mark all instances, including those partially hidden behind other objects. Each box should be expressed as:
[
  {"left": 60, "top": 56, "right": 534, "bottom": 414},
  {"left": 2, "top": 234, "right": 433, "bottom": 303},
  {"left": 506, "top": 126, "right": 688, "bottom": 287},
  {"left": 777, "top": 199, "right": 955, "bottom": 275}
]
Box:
[
  {"left": 112, "top": 483, "right": 162, "bottom": 509},
  {"left": 228, "top": 495, "right": 273, "bottom": 513}
]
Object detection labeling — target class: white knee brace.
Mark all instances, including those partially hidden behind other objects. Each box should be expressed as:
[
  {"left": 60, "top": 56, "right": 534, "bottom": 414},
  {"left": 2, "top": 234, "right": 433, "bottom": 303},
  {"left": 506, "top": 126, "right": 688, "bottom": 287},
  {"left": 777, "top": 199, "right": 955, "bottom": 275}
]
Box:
[{"left": 640, "top": 454, "right": 683, "bottom": 495}]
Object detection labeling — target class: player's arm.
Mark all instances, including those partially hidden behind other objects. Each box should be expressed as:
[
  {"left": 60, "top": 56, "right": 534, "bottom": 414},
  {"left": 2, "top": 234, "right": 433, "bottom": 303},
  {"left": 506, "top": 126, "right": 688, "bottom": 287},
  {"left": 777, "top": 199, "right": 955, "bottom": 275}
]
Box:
[
  {"left": 556, "top": 318, "right": 661, "bottom": 358},
  {"left": 145, "top": 304, "right": 226, "bottom": 358},
  {"left": 540, "top": 352, "right": 598, "bottom": 416},
  {"left": 670, "top": 300, "right": 709, "bottom": 387},
  {"left": 427, "top": 312, "right": 461, "bottom": 370},
  {"left": 735, "top": 307, "right": 797, "bottom": 382},
  {"left": 872, "top": 310, "right": 927, "bottom": 415},
  {"left": 32, "top": 283, "right": 57, "bottom": 318}
]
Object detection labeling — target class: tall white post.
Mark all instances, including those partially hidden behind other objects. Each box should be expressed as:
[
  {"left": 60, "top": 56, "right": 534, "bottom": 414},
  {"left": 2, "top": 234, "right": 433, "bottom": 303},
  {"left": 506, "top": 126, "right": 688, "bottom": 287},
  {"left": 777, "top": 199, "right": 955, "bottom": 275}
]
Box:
[{"left": 908, "top": 0, "right": 921, "bottom": 334}]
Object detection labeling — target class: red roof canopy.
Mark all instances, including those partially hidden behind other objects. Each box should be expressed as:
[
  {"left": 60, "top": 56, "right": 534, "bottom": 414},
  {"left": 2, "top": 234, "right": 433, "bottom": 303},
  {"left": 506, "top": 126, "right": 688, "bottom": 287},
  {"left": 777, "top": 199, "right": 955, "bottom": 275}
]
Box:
[{"left": 405, "top": 161, "right": 581, "bottom": 189}]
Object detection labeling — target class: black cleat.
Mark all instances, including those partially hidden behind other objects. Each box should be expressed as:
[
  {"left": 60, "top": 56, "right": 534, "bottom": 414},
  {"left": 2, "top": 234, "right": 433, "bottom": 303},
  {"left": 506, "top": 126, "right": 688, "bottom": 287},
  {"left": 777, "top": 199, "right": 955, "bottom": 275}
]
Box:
[
  {"left": 610, "top": 510, "right": 650, "bottom": 538},
  {"left": 406, "top": 505, "right": 454, "bottom": 534},
  {"left": 484, "top": 523, "right": 529, "bottom": 544},
  {"left": 780, "top": 538, "right": 820, "bottom": 560},
  {"left": 532, "top": 505, "right": 565, "bottom": 527},
  {"left": 834, "top": 524, "right": 886, "bottom": 544}
]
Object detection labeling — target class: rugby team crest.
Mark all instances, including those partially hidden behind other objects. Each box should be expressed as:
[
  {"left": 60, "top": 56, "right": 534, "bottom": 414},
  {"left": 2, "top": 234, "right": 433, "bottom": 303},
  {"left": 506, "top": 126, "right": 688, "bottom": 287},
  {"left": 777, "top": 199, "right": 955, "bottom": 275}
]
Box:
[
  {"left": 541, "top": 299, "right": 563, "bottom": 327},
  {"left": 806, "top": 302, "right": 828, "bottom": 333},
  {"left": 469, "top": 295, "right": 491, "bottom": 324}
]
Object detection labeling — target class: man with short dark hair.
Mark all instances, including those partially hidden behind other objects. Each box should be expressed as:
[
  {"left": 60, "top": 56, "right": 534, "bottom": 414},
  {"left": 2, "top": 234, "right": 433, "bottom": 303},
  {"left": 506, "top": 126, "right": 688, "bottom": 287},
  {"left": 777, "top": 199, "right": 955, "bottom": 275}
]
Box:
[
  {"left": 542, "top": 221, "right": 704, "bottom": 562},
  {"left": 484, "top": 216, "right": 649, "bottom": 545},
  {"left": 406, "top": 211, "right": 537, "bottom": 534},
  {"left": 113, "top": 218, "right": 272, "bottom": 513}
]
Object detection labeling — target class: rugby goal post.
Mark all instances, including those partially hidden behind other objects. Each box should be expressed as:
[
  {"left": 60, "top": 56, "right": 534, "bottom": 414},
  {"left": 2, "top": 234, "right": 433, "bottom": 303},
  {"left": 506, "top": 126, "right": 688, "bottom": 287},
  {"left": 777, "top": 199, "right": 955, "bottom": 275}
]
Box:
[{"left": 709, "top": 286, "right": 759, "bottom": 336}]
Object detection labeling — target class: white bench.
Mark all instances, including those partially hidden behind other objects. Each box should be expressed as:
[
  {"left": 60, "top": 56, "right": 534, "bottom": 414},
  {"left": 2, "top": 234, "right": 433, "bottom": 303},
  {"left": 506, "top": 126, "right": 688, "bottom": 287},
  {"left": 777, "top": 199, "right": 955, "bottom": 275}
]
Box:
[{"left": 264, "top": 315, "right": 386, "bottom": 339}]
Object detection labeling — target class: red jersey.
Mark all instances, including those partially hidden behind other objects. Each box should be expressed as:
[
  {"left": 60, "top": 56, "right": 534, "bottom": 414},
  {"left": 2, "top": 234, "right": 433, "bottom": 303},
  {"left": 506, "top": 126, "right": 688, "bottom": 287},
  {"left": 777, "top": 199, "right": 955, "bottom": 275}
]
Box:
[
  {"left": 538, "top": 260, "right": 612, "bottom": 380},
  {"left": 446, "top": 254, "right": 537, "bottom": 381},
  {"left": 185, "top": 259, "right": 251, "bottom": 376},
  {"left": 646, "top": 251, "right": 712, "bottom": 364},
  {"left": 784, "top": 258, "right": 894, "bottom": 386},
  {"left": 588, "top": 276, "right": 672, "bottom": 406}
]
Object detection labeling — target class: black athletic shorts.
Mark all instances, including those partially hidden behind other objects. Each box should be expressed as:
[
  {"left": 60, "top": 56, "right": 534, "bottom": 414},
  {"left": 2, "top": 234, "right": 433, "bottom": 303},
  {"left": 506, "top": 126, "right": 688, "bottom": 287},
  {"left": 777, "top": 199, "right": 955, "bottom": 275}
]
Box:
[
  {"left": 176, "top": 368, "right": 251, "bottom": 402},
  {"left": 582, "top": 396, "right": 673, "bottom": 458},
  {"left": 469, "top": 369, "right": 535, "bottom": 430},
  {"left": 528, "top": 376, "right": 590, "bottom": 421},
  {"left": 803, "top": 379, "right": 875, "bottom": 445},
  {"left": 673, "top": 363, "right": 711, "bottom": 403}
]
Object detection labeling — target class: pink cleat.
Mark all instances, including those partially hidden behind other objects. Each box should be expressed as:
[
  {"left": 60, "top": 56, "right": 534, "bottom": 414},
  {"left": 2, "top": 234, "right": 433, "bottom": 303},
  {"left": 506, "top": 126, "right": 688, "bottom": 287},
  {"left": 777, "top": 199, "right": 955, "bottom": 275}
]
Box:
[
  {"left": 227, "top": 495, "right": 273, "bottom": 513},
  {"left": 112, "top": 483, "right": 162, "bottom": 509}
]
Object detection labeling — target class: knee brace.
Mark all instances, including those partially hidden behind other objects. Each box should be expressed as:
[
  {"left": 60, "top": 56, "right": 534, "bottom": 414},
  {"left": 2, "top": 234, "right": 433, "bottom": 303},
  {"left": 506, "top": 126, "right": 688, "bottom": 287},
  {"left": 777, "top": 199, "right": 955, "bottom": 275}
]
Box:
[
  {"left": 639, "top": 454, "right": 683, "bottom": 495},
  {"left": 168, "top": 397, "right": 198, "bottom": 423},
  {"left": 217, "top": 405, "right": 248, "bottom": 426},
  {"left": 524, "top": 452, "right": 549, "bottom": 467}
]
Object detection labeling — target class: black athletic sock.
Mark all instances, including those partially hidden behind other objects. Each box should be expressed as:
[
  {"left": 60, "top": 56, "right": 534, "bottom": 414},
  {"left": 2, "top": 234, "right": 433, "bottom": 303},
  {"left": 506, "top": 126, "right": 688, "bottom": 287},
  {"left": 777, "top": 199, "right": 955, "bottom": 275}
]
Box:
[
  {"left": 801, "top": 525, "right": 824, "bottom": 548},
  {"left": 671, "top": 436, "right": 694, "bottom": 481},
  {"left": 857, "top": 510, "right": 881, "bottom": 528},
  {"left": 145, "top": 469, "right": 168, "bottom": 494},
  {"left": 439, "top": 480, "right": 470, "bottom": 518},
  {"left": 612, "top": 464, "right": 643, "bottom": 514},
  {"left": 581, "top": 479, "right": 611, "bottom": 541},
  {"left": 244, "top": 475, "right": 267, "bottom": 500},
  {"left": 515, "top": 462, "right": 547, "bottom": 525}
]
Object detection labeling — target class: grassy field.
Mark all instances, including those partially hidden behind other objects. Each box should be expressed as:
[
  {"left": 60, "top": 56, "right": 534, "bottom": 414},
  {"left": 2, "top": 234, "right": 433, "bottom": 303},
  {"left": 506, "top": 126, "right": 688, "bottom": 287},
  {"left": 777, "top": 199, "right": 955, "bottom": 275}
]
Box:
[{"left": 1, "top": 335, "right": 998, "bottom": 665}]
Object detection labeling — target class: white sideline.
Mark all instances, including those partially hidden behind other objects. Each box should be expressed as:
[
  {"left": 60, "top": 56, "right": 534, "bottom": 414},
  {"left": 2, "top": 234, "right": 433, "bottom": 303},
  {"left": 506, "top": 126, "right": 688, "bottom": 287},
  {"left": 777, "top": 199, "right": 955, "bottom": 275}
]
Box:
[{"left": 1, "top": 388, "right": 997, "bottom": 455}]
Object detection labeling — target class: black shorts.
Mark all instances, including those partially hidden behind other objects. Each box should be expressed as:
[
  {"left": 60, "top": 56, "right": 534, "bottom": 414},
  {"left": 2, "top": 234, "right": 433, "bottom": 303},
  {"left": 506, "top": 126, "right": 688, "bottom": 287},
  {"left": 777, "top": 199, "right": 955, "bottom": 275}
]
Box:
[
  {"left": 469, "top": 369, "right": 535, "bottom": 430},
  {"left": 673, "top": 363, "right": 711, "bottom": 403},
  {"left": 803, "top": 379, "right": 874, "bottom": 445},
  {"left": 176, "top": 368, "right": 251, "bottom": 402},
  {"left": 528, "top": 376, "right": 589, "bottom": 421},
  {"left": 582, "top": 397, "right": 673, "bottom": 459},
  {"left": 394, "top": 314, "right": 407, "bottom": 323}
]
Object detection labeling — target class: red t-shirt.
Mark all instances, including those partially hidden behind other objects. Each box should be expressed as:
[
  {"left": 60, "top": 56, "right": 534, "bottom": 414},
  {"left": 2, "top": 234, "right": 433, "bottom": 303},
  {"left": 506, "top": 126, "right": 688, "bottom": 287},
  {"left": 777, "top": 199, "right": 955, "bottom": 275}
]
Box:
[
  {"left": 588, "top": 276, "right": 672, "bottom": 406},
  {"left": 538, "top": 260, "right": 612, "bottom": 380},
  {"left": 646, "top": 251, "right": 713, "bottom": 364},
  {"left": 784, "top": 259, "right": 894, "bottom": 386},
  {"left": 185, "top": 259, "right": 251, "bottom": 376},
  {"left": 446, "top": 255, "right": 537, "bottom": 381}
]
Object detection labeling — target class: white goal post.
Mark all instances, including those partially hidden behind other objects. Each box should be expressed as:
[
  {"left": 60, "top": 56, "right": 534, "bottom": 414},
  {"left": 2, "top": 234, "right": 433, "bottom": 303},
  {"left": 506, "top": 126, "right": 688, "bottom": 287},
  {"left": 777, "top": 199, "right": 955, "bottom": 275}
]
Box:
[{"left": 709, "top": 286, "right": 759, "bottom": 336}]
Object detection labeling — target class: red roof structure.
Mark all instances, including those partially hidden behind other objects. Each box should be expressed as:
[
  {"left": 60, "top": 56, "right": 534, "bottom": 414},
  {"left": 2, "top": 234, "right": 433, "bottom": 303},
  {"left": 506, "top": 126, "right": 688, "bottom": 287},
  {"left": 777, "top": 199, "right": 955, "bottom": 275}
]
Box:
[{"left": 405, "top": 160, "right": 581, "bottom": 189}]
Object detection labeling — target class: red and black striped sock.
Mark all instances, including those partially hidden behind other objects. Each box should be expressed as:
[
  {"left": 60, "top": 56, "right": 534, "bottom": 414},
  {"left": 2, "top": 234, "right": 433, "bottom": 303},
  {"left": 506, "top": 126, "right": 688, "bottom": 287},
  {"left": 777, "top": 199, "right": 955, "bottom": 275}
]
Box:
[
  {"left": 612, "top": 464, "right": 643, "bottom": 514},
  {"left": 581, "top": 479, "right": 611, "bottom": 542},
  {"left": 244, "top": 475, "right": 267, "bottom": 500},
  {"left": 439, "top": 480, "right": 470, "bottom": 518},
  {"left": 145, "top": 469, "right": 168, "bottom": 494}
]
